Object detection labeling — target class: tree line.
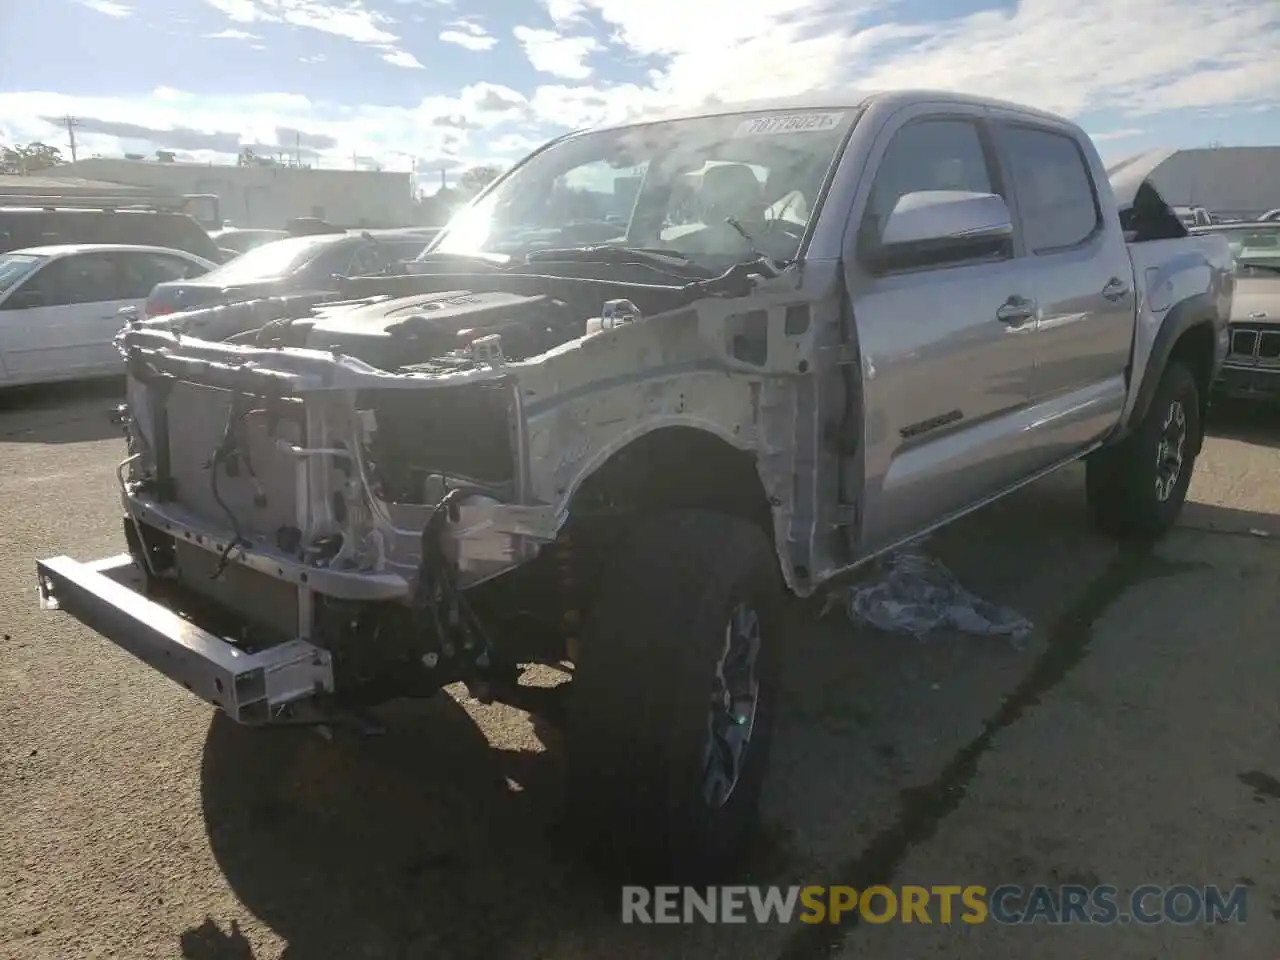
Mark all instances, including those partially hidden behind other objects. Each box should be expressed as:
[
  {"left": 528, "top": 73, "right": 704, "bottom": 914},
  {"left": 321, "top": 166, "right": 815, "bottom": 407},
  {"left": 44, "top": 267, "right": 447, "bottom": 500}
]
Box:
[{"left": 1, "top": 142, "right": 64, "bottom": 175}]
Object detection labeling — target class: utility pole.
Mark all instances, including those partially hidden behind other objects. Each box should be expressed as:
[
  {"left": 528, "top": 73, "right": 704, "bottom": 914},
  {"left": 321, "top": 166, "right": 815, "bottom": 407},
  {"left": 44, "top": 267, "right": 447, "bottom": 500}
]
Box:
[
  {"left": 352, "top": 151, "right": 358, "bottom": 170},
  {"left": 64, "top": 115, "right": 80, "bottom": 162},
  {"left": 295, "top": 130, "right": 301, "bottom": 168}
]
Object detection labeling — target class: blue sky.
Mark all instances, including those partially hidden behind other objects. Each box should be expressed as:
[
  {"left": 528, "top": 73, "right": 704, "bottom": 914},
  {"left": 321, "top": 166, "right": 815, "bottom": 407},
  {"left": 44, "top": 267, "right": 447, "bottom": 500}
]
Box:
[{"left": 0, "top": 0, "right": 1277, "bottom": 187}]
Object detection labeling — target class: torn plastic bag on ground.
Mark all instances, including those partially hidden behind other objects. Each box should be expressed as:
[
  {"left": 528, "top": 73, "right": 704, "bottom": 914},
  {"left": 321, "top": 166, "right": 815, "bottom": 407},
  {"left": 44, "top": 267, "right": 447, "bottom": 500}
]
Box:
[{"left": 825, "top": 545, "right": 1033, "bottom": 644}]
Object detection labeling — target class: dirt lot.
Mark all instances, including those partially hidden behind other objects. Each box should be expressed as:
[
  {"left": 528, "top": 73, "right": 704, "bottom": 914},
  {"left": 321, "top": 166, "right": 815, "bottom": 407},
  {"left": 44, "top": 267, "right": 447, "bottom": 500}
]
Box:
[{"left": 2, "top": 380, "right": 1279, "bottom": 960}]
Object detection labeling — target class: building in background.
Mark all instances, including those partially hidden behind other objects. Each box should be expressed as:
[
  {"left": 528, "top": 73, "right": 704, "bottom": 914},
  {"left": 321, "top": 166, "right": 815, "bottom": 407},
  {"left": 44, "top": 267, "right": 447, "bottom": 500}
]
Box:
[
  {"left": 1114, "top": 146, "right": 1280, "bottom": 220},
  {"left": 42, "top": 157, "right": 414, "bottom": 229}
]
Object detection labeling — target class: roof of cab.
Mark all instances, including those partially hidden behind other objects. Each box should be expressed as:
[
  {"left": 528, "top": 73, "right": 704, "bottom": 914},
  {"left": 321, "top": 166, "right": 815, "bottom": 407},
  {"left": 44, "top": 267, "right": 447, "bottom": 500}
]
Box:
[{"left": 588, "top": 88, "right": 1072, "bottom": 132}]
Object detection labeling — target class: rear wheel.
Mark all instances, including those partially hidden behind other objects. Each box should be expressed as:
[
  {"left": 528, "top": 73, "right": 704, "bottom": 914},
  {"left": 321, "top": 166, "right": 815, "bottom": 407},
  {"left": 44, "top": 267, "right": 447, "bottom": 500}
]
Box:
[
  {"left": 1086, "top": 360, "right": 1201, "bottom": 539},
  {"left": 563, "top": 509, "right": 783, "bottom": 882}
]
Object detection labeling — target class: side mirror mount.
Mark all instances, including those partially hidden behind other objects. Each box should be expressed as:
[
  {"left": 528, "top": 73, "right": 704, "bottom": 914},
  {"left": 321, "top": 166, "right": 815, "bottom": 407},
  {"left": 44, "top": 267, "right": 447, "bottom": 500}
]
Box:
[{"left": 864, "top": 191, "right": 1014, "bottom": 273}]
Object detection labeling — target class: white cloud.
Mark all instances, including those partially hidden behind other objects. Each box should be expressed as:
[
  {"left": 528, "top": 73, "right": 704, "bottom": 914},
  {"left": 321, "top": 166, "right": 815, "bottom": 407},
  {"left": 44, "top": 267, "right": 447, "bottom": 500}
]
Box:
[
  {"left": 205, "top": 28, "right": 263, "bottom": 39},
  {"left": 1090, "top": 128, "right": 1145, "bottom": 142},
  {"left": 202, "top": 0, "right": 265, "bottom": 21},
  {"left": 440, "top": 20, "right": 498, "bottom": 51},
  {"left": 532, "top": 0, "right": 1280, "bottom": 123},
  {"left": 76, "top": 0, "right": 133, "bottom": 15},
  {"left": 850, "top": 0, "right": 1280, "bottom": 118},
  {"left": 0, "top": 84, "right": 533, "bottom": 173},
  {"left": 202, "top": 0, "right": 394, "bottom": 42},
  {"left": 9, "top": 0, "right": 1279, "bottom": 176},
  {"left": 380, "top": 48, "right": 425, "bottom": 69},
  {"left": 488, "top": 132, "right": 552, "bottom": 156},
  {"left": 513, "top": 26, "right": 601, "bottom": 80},
  {"left": 528, "top": 83, "right": 659, "bottom": 129},
  {"left": 201, "top": 0, "right": 428, "bottom": 65}
]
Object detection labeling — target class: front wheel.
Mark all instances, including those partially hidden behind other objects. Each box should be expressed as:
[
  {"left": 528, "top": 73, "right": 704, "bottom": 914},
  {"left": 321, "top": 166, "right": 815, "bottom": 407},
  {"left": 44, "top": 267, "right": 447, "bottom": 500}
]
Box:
[
  {"left": 563, "top": 509, "right": 783, "bottom": 882},
  {"left": 1086, "top": 360, "right": 1201, "bottom": 539}
]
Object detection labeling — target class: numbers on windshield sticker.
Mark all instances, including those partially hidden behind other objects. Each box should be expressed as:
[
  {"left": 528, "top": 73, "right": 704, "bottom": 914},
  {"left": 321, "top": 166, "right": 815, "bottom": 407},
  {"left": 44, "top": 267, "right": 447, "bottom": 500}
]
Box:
[{"left": 732, "top": 112, "right": 845, "bottom": 138}]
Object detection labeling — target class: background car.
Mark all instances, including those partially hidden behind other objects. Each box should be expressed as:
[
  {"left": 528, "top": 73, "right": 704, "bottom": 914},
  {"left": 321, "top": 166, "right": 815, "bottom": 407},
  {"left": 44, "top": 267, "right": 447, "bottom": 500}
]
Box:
[
  {"left": 140, "top": 229, "right": 432, "bottom": 320},
  {"left": 0, "top": 207, "right": 222, "bottom": 262},
  {"left": 208, "top": 227, "right": 290, "bottom": 262},
  {"left": 0, "top": 243, "right": 215, "bottom": 386},
  {"left": 1192, "top": 221, "right": 1280, "bottom": 266},
  {"left": 1201, "top": 222, "right": 1280, "bottom": 401}
]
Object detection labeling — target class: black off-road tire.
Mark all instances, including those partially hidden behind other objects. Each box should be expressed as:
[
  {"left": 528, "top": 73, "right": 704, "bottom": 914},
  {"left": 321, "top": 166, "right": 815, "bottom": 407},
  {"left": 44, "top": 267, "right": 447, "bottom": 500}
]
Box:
[
  {"left": 1086, "top": 360, "right": 1201, "bottom": 540},
  {"left": 563, "top": 509, "right": 784, "bottom": 883}
]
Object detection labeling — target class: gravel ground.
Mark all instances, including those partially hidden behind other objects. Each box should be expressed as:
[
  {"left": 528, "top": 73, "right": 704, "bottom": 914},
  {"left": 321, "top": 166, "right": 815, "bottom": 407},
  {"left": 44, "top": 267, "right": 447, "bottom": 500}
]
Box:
[{"left": 2, "top": 380, "right": 1278, "bottom": 960}]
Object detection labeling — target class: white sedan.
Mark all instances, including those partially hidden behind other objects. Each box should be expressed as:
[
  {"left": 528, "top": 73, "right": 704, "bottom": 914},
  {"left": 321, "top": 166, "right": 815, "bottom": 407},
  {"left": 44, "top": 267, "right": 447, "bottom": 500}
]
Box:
[{"left": 0, "top": 243, "right": 216, "bottom": 387}]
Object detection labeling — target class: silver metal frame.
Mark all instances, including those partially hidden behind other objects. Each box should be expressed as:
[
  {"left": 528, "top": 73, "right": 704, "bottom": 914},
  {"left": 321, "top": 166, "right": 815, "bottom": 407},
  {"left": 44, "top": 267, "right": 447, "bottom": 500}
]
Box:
[{"left": 35, "top": 554, "right": 334, "bottom": 723}]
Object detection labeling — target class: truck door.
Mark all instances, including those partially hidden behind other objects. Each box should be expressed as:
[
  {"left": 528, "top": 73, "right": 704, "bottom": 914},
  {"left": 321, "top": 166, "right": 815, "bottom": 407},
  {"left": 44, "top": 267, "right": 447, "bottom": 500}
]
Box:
[
  {"left": 991, "top": 118, "right": 1135, "bottom": 465},
  {"left": 844, "top": 109, "right": 1042, "bottom": 554}
]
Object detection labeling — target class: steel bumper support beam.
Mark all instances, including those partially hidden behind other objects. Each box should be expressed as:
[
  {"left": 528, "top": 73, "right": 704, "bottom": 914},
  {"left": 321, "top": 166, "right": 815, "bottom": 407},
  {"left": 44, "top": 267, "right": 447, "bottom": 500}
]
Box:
[{"left": 36, "top": 553, "right": 334, "bottom": 724}]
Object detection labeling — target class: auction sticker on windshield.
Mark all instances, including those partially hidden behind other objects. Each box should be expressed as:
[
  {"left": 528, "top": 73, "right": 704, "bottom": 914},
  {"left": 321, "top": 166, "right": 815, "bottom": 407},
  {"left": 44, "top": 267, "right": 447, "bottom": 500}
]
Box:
[{"left": 733, "top": 112, "right": 845, "bottom": 137}]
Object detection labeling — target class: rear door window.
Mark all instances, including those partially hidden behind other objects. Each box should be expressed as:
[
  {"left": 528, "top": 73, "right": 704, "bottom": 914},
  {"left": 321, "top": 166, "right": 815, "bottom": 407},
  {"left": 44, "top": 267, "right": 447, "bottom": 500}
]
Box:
[
  {"left": 115, "top": 251, "right": 208, "bottom": 299},
  {"left": 303, "top": 240, "right": 359, "bottom": 279},
  {"left": 30, "top": 253, "right": 128, "bottom": 307},
  {"left": 140, "top": 214, "right": 221, "bottom": 260},
  {"left": 345, "top": 239, "right": 429, "bottom": 275},
  {"left": 999, "top": 125, "right": 1102, "bottom": 253}
]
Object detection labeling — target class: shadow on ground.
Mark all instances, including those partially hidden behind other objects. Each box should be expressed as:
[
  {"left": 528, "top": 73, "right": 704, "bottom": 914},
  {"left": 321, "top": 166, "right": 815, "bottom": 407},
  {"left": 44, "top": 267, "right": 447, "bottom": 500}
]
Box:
[
  {"left": 185, "top": 471, "right": 1280, "bottom": 960},
  {"left": 194, "top": 690, "right": 603, "bottom": 959},
  {"left": 0, "top": 377, "right": 125, "bottom": 444},
  {"left": 1206, "top": 396, "right": 1280, "bottom": 451}
]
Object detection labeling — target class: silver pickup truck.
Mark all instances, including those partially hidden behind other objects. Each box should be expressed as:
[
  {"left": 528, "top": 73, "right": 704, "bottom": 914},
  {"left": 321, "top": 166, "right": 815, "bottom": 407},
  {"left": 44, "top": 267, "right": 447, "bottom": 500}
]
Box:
[{"left": 37, "top": 90, "right": 1233, "bottom": 879}]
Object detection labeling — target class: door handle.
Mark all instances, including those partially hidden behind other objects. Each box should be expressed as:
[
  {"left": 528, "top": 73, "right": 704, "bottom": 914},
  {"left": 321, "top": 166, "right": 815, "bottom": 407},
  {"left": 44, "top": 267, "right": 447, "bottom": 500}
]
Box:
[
  {"left": 996, "top": 296, "right": 1037, "bottom": 326},
  {"left": 1102, "top": 277, "right": 1130, "bottom": 301}
]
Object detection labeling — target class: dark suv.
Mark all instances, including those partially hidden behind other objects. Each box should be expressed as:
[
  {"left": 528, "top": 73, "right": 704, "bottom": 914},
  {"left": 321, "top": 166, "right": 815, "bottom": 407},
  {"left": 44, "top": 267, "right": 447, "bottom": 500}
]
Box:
[{"left": 0, "top": 208, "right": 220, "bottom": 262}]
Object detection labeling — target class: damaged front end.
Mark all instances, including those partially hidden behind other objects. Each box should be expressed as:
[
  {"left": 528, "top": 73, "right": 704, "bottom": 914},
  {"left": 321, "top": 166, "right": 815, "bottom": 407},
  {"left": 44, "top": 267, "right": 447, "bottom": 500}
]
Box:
[
  {"left": 37, "top": 291, "right": 574, "bottom": 725},
  {"left": 35, "top": 250, "right": 825, "bottom": 726}
]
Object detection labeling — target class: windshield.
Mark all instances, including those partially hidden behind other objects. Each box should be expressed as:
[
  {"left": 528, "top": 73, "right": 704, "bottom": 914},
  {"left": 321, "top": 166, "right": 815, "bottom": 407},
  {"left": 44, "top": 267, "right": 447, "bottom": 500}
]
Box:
[
  {"left": 429, "top": 108, "right": 858, "bottom": 267},
  {"left": 200, "top": 235, "right": 336, "bottom": 285},
  {"left": 0, "top": 253, "right": 47, "bottom": 294}
]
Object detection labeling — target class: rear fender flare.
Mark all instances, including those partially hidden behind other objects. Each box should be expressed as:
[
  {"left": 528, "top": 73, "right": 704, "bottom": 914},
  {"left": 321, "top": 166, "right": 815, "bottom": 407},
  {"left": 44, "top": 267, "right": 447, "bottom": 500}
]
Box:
[{"left": 1120, "top": 293, "right": 1217, "bottom": 439}]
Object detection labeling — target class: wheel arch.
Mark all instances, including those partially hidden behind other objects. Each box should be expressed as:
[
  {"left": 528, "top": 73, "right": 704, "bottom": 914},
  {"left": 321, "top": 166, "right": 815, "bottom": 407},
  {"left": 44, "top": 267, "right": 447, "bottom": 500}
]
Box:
[
  {"left": 561, "top": 422, "right": 795, "bottom": 587},
  {"left": 565, "top": 422, "right": 775, "bottom": 527},
  {"left": 1122, "top": 294, "right": 1218, "bottom": 449}
]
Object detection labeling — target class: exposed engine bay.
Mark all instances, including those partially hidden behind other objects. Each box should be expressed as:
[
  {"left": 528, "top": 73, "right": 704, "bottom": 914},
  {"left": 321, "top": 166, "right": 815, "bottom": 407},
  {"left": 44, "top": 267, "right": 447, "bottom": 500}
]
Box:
[
  {"left": 105, "top": 257, "right": 797, "bottom": 723},
  {"left": 228, "top": 290, "right": 579, "bottom": 369}
]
